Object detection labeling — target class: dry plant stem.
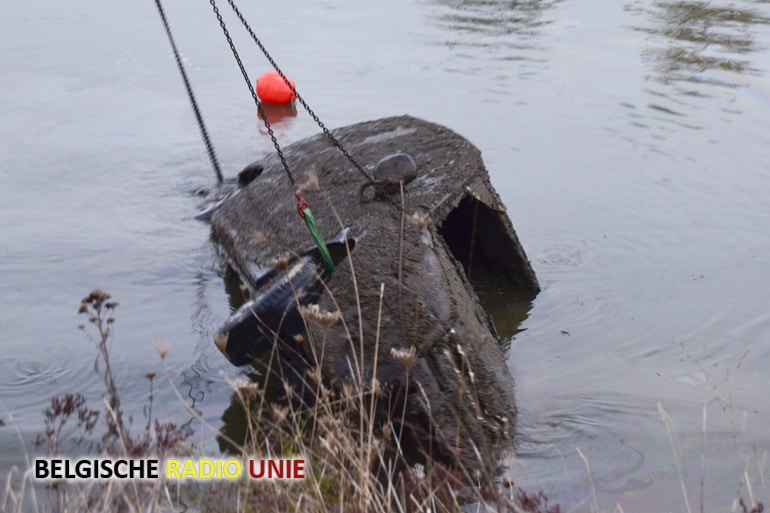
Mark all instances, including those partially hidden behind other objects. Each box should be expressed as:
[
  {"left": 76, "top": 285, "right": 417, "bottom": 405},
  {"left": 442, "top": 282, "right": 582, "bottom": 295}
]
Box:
[
  {"left": 727, "top": 346, "right": 751, "bottom": 408},
  {"left": 659, "top": 402, "right": 694, "bottom": 513},
  {"left": 695, "top": 344, "right": 751, "bottom": 411},
  {"left": 454, "top": 352, "right": 465, "bottom": 455},
  {"left": 701, "top": 402, "right": 707, "bottom": 513},
  {"left": 258, "top": 322, "right": 280, "bottom": 419},
  {"left": 393, "top": 186, "right": 416, "bottom": 459},
  {"left": 757, "top": 445, "right": 770, "bottom": 507},
  {"left": 398, "top": 181, "right": 406, "bottom": 344},
  {"left": 336, "top": 229, "right": 368, "bottom": 488},
  {"left": 366, "top": 283, "right": 386, "bottom": 476},
  {"left": 576, "top": 447, "right": 598, "bottom": 513},
  {"left": 83, "top": 292, "right": 124, "bottom": 442},
  {"left": 324, "top": 202, "right": 366, "bottom": 357},
  {"left": 104, "top": 400, "right": 143, "bottom": 508},
  {"left": 9, "top": 411, "right": 43, "bottom": 512},
  {"left": 744, "top": 464, "right": 756, "bottom": 509},
  {"left": 145, "top": 374, "right": 155, "bottom": 433},
  {"left": 343, "top": 223, "right": 365, "bottom": 383},
  {"left": 467, "top": 197, "right": 479, "bottom": 281},
  {"left": 323, "top": 204, "right": 367, "bottom": 448}
]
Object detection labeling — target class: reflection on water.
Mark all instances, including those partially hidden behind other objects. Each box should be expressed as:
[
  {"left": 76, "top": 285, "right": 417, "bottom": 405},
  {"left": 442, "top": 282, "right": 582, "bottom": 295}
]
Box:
[
  {"left": 258, "top": 102, "right": 298, "bottom": 125},
  {"left": 513, "top": 393, "right": 652, "bottom": 495},
  {"left": 423, "top": 0, "right": 561, "bottom": 81},
  {"left": 630, "top": 1, "right": 770, "bottom": 91},
  {"left": 474, "top": 273, "right": 536, "bottom": 343},
  {"left": 429, "top": 0, "right": 560, "bottom": 38},
  {"left": 621, "top": 0, "right": 770, "bottom": 147}
]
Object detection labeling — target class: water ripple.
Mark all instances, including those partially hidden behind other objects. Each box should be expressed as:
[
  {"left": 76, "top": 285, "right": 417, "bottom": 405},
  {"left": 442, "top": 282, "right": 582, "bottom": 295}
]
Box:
[
  {"left": 421, "top": 0, "right": 561, "bottom": 86},
  {"left": 513, "top": 393, "right": 654, "bottom": 491},
  {"left": 0, "top": 345, "right": 100, "bottom": 427}
]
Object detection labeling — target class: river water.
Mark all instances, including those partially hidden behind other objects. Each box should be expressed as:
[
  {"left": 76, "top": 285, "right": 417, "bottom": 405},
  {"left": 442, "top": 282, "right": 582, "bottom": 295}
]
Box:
[{"left": 1, "top": 0, "right": 768, "bottom": 510}]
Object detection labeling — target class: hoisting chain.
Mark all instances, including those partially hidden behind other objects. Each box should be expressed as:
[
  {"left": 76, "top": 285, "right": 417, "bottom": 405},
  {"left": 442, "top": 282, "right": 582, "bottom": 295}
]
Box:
[
  {"left": 207, "top": 0, "right": 412, "bottom": 273},
  {"left": 208, "top": 0, "right": 296, "bottom": 190},
  {"left": 153, "top": 0, "right": 223, "bottom": 183},
  {"left": 213, "top": 0, "right": 406, "bottom": 214},
  {"left": 223, "top": 0, "right": 377, "bottom": 189},
  {"left": 209, "top": 0, "right": 340, "bottom": 272}
]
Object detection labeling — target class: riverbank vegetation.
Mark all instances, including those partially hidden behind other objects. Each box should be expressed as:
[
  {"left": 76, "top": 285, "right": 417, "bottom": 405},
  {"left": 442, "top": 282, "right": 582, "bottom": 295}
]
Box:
[
  {"left": 1, "top": 290, "right": 765, "bottom": 512},
  {"left": 1, "top": 291, "right": 563, "bottom": 513}
]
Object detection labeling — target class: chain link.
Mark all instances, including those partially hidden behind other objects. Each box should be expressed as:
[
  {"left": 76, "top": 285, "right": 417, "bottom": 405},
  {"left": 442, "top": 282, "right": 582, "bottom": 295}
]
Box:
[
  {"left": 154, "top": 0, "right": 223, "bottom": 183},
  {"left": 209, "top": 0, "right": 297, "bottom": 189},
  {"left": 212, "top": 0, "right": 406, "bottom": 213},
  {"left": 223, "top": 0, "right": 376, "bottom": 188}
]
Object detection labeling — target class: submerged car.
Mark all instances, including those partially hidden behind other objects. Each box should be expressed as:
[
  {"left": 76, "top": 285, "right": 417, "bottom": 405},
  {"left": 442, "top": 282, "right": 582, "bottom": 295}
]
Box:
[{"left": 203, "top": 115, "right": 539, "bottom": 470}]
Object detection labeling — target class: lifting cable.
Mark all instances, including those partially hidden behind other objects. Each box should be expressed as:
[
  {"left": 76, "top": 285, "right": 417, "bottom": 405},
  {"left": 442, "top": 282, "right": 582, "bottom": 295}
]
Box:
[
  {"left": 206, "top": 0, "right": 336, "bottom": 273},
  {"left": 222, "top": 0, "right": 376, "bottom": 189},
  {"left": 218, "top": 0, "right": 407, "bottom": 216},
  {"left": 153, "top": 0, "right": 223, "bottom": 184},
  {"left": 155, "top": 0, "right": 403, "bottom": 274}
]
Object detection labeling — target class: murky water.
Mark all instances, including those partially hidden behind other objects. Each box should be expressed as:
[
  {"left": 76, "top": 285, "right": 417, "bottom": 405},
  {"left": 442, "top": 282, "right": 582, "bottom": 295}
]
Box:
[{"left": 2, "top": 0, "right": 769, "bottom": 510}]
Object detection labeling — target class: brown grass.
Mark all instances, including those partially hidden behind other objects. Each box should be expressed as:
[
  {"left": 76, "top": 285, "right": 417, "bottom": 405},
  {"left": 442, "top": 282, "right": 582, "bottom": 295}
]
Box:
[
  {"left": 2, "top": 280, "right": 767, "bottom": 512},
  {"left": 0, "top": 290, "right": 553, "bottom": 513}
]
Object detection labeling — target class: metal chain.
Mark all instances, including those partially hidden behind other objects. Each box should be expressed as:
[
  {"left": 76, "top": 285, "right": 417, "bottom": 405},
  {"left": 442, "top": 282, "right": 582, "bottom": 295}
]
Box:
[
  {"left": 212, "top": 0, "right": 406, "bottom": 213},
  {"left": 224, "top": 0, "right": 375, "bottom": 188},
  {"left": 208, "top": 0, "right": 297, "bottom": 189},
  {"left": 154, "top": 0, "right": 223, "bottom": 183}
]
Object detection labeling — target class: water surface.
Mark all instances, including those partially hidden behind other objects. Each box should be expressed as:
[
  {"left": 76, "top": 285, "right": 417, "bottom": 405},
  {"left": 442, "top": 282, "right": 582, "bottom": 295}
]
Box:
[{"left": 1, "top": 0, "right": 769, "bottom": 510}]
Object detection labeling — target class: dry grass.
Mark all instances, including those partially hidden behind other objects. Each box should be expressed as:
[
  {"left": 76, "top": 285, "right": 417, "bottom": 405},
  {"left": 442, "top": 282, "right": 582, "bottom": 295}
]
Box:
[
  {"left": 638, "top": 343, "right": 769, "bottom": 513},
  {"left": 2, "top": 285, "right": 768, "bottom": 513},
  {"left": 655, "top": 398, "right": 768, "bottom": 513},
  {"left": 6, "top": 252, "right": 765, "bottom": 512},
  {"left": 0, "top": 290, "right": 553, "bottom": 513}
]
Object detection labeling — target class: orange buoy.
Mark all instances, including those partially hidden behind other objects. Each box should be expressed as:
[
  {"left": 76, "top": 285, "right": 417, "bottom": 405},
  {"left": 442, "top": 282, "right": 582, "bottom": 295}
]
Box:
[{"left": 256, "top": 71, "right": 296, "bottom": 105}]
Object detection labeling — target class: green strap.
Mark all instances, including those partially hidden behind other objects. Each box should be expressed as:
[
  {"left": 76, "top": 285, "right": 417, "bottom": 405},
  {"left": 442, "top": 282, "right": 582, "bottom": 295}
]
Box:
[{"left": 301, "top": 206, "right": 335, "bottom": 273}]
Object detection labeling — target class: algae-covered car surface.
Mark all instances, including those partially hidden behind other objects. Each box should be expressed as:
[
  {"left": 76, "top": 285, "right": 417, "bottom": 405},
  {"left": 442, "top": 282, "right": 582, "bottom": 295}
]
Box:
[{"left": 209, "top": 115, "right": 539, "bottom": 470}]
